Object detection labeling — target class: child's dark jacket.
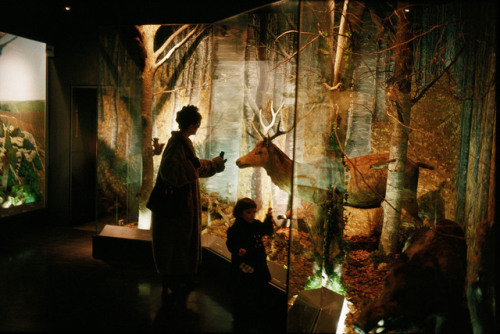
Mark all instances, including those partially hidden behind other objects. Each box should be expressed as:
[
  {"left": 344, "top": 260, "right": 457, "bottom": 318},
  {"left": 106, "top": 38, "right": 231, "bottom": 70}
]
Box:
[{"left": 226, "top": 215, "right": 274, "bottom": 283}]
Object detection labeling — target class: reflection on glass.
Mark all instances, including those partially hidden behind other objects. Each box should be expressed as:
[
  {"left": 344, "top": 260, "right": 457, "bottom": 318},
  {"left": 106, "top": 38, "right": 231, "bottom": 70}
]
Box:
[
  {"left": 205, "top": 0, "right": 300, "bottom": 297},
  {"left": 97, "top": 24, "right": 213, "bottom": 231}
]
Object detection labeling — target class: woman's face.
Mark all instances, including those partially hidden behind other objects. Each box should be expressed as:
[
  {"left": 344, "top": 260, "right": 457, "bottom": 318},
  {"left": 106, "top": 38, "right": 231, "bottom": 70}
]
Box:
[
  {"left": 240, "top": 208, "right": 256, "bottom": 223},
  {"left": 186, "top": 121, "right": 201, "bottom": 136}
]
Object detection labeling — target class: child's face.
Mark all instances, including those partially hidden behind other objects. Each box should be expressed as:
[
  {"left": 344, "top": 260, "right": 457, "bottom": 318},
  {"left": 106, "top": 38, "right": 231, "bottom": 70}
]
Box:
[{"left": 241, "top": 208, "right": 257, "bottom": 223}]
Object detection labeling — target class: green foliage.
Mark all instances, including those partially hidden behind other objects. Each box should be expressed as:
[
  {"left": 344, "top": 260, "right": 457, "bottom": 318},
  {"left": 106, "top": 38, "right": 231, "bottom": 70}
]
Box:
[
  {"left": 325, "top": 273, "right": 346, "bottom": 295},
  {"left": 23, "top": 138, "right": 36, "bottom": 150},
  {"left": 328, "top": 121, "right": 342, "bottom": 154},
  {"left": 6, "top": 146, "right": 17, "bottom": 163},
  {"left": 304, "top": 184, "right": 348, "bottom": 296},
  {"left": 11, "top": 184, "right": 37, "bottom": 204},
  {"left": 0, "top": 103, "right": 11, "bottom": 112},
  {"left": 14, "top": 153, "right": 42, "bottom": 202},
  {"left": 305, "top": 274, "right": 323, "bottom": 290},
  {"left": 5, "top": 131, "right": 12, "bottom": 149},
  {"left": 304, "top": 271, "right": 346, "bottom": 296},
  {"left": 7, "top": 168, "right": 16, "bottom": 190},
  {"left": 0, "top": 119, "right": 44, "bottom": 209},
  {"left": 10, "top": 127, "right": 24, "bottom": 137},
  {"left": 32, "top": 154, "right": 43, "bottom": 170}
]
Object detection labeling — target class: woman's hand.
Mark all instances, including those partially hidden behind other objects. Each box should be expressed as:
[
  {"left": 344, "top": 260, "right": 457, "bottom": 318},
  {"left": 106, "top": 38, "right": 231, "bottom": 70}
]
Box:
[{"left": 213, "top": 156, "right": 225, "bottom": 172}]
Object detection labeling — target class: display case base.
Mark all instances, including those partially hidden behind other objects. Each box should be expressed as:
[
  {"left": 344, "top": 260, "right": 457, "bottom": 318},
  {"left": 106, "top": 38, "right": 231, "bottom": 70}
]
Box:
[
  {"left": 92, "top": 227, "right": 287, "bottom": 292},
  {"left": 201, "top": 234, "right": 287, "bottom": 292},
  {"left": 92, "top": 224, "right": 154, "bottom": 265},
  {"left": 287, "top": 287, "right": 346, "bottom": 333}
]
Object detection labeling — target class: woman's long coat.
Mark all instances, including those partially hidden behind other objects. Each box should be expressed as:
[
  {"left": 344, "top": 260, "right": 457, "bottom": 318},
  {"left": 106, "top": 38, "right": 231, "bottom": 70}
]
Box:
[{"left": 147, "top": 131, "right": 224, "bottom": 277}]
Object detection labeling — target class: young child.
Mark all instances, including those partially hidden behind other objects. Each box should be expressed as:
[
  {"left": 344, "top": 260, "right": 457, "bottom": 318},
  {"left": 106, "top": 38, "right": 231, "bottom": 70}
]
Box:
[{"left": 226, "top": 197, "right": 275, "bottom": 323}]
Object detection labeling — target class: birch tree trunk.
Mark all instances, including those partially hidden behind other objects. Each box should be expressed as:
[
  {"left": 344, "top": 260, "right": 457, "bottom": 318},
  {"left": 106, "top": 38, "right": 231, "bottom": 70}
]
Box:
[
  {"left": 135, "top": 24, "right": 199, "bottom": 204},
  {"left": 136, "top": 25, "right": 158, "bottom": 203},
  {"left": 379, "top": 2, "right": 413, "bottom": 255},
  {"left": 323, "top": 0, "right": 350, "bottom": 148},
  {"left": 333, "top": 0, "right": 349, "bottom": 87}
]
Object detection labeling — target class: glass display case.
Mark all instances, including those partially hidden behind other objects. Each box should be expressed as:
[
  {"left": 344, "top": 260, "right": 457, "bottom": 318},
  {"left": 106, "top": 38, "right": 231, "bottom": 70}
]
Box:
[
  {"left": 95, "top": 0, "right": 494, "bottom": 332},
  {"left": 0, "top": 32, "right": 47, "bottom": 218},
  {"left": 96, "top": 0, "right": 346, "bottom": 316}
]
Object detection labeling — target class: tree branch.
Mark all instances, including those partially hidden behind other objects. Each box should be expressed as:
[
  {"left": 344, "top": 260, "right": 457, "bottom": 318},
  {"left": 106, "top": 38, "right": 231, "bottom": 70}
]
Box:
[
  {"left": 350, "top": 24, "right": 442, "bottom": 57},
  {"left": 271, "top": 34, "right": 320, "bottom": 71},
  {"left": 411, "top": 45, "right": 465, "bottom": 104},
  {"left": 156, "top": 25, "right": 199, "bottom": 68},
  {"left": 153, "top": 24, "right": 191, "bottom": 62}
]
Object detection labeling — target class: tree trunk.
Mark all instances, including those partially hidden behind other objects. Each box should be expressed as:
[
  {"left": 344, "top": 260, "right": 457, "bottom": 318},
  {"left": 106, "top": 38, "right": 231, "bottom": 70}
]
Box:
[
  {"left": 110, "top": 87, "right": 118, "bottom": 150},
  {"left": 138, "top": 67, "right": 155, "bottom": 202},
  {"left": 333, "top": 0, "right": 349, "bottom": 86},
  {"left": 136, "top": 25, "right": 159, "bottom": 203},
  {"left": 379, "top": 2, "right": 413, "bottom": 255}
]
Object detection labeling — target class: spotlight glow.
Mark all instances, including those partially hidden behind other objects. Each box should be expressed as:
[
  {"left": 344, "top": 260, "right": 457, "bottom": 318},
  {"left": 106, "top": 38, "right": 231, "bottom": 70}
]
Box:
[
  {"left": 335, "top": 298, "right": 349, "bottom": 334},
  {"left": 138, "top": 208, "right": 152, "bottom": 230}
]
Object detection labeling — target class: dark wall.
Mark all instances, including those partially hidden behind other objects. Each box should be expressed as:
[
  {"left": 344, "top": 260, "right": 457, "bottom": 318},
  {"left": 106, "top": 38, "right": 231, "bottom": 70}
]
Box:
[{"left": 47, "top": 26, "right": 99, "bottom": 225}]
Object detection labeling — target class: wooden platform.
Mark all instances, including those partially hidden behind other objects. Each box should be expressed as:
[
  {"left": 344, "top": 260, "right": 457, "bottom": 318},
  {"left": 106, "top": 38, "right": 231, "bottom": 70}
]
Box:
[{"left": 92, "top": 225, "right": 154, "bottom": 265}]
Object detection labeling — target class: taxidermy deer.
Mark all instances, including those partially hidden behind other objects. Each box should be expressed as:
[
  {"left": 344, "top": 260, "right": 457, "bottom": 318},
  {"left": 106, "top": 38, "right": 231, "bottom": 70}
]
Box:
[
  {"left": 235, "top": 102, "right": 331, "bottom": 204},
  {"left": 235, "top": 102, "right": 433, "bottom": 216}
]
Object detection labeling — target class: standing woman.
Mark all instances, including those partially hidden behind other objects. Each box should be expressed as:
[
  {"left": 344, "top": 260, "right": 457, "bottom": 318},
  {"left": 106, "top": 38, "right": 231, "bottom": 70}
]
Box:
[{"left": 147, "top": 105, "right": 226, "bottom": 305}]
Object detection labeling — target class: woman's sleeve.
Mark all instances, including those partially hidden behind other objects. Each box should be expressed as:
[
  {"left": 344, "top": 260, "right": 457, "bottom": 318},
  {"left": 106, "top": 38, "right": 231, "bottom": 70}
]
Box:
[{"left": 198, "top": 156, "right": 225, "bottom": 178}]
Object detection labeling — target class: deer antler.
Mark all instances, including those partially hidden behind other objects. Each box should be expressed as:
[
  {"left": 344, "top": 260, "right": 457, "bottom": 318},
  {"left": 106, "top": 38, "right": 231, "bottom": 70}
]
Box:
[
  {"left": 250, "top": 113, "right": 265, "bottom": 139},
  {"left": 259, "top": 101, "right": 282, "bottom": 136},
  {"left": 248, "top": 101, "right": 294, "bottom": 140},
  {"left": 269, "top": 102, "right": 295, "bottom": 141}
]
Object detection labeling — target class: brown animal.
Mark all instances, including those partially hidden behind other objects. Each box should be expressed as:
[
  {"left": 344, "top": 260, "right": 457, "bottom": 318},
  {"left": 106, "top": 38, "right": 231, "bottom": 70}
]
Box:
[
  {"left": 353, "top": 220, "right": 469, "bottom": 334},
  {"left": 235, "top": 104, "right": 433, "bottom": 216}
]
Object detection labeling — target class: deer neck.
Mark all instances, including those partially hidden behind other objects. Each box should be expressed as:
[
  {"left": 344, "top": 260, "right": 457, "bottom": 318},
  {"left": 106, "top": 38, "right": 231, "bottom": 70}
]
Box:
[{"left": 263, "top": 148, "right": 293, "bottom": 194}]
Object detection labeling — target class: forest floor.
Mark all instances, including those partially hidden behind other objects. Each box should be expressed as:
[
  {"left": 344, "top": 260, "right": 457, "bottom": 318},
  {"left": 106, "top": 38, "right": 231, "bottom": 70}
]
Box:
[{"left": 342, "top": 234, "right": 390, "bottom": 334}]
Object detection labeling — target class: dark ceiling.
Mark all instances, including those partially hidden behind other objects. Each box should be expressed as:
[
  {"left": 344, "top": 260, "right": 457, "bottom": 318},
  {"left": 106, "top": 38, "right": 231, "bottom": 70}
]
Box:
[{"left": 1, "top": 0, "right": 279, "bottom": 42}]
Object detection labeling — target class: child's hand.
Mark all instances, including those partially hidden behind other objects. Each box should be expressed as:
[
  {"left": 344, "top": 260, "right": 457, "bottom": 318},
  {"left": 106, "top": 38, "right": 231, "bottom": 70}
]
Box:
[
  {"left": 239, "top": 262, "right": 254, "bottom": 274},
  {"left": 238, "top": 248, "right": 246, "bottom": 256},
  {"left": 267, "top": 207, "right": 273, "bottom": 215}
]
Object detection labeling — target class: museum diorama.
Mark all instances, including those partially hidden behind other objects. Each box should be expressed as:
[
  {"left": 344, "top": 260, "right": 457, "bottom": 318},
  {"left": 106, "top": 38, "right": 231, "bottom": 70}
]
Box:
[
  {"left": 0, "top": 32, "right": 46, "bottom": 218},
  {"left": 27, "top": 0, "right": 492, "bottom": 332}
]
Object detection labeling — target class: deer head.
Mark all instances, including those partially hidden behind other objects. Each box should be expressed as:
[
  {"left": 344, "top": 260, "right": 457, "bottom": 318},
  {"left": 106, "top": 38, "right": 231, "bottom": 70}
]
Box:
[
  {"left": 235, "top": 102, "right": 296, "bottom": 192},
  {"left": 236, "top": 102, "right": 294, "bottom": 168}
]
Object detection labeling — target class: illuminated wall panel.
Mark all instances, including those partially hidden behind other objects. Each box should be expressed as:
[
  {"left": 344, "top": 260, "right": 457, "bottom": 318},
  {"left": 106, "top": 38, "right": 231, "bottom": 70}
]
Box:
[{"left": 0, "top": 32, "right": 46, "bottom": 218}]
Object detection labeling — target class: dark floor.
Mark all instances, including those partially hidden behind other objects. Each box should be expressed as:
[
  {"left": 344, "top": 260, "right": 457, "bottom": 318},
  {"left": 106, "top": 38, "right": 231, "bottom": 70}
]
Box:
[{"left": 0, "top": 217, "right": 287, "bottom": 333}]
